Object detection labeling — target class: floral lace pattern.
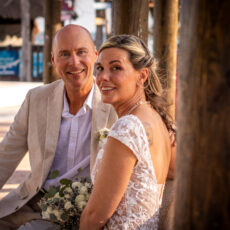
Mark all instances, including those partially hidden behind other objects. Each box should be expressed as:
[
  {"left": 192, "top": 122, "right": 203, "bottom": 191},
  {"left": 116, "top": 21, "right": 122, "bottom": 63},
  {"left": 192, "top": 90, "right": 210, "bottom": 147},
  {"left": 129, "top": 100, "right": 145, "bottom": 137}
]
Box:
[{"left": 91, "top": 115, "right": 164, "bottom": 229}]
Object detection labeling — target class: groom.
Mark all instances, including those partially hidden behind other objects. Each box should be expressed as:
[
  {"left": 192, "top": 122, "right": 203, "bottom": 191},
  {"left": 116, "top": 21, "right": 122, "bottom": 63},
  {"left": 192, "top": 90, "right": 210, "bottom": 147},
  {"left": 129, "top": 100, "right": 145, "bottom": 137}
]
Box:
[{"left": 0, "top": 24, "right": 117, "bottom": 229}]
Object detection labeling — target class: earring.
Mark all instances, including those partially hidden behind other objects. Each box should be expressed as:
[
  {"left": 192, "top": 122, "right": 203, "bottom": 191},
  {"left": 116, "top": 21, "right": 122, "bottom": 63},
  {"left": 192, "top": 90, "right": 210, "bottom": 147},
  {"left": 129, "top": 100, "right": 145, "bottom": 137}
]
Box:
[{"left": 137, "top": 81, "right": 144, "bottom": 89}]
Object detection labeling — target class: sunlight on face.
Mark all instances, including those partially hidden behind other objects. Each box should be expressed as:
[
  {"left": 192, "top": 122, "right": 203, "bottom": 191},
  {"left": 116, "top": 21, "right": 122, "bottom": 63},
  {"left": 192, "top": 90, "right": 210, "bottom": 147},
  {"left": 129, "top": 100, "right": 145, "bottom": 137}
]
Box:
[
  {"left": 96, "top": 48, "right": 140, "bottom": 107},
  {"left": 52, "top": 25, "right": 98, "bottom": 93}
]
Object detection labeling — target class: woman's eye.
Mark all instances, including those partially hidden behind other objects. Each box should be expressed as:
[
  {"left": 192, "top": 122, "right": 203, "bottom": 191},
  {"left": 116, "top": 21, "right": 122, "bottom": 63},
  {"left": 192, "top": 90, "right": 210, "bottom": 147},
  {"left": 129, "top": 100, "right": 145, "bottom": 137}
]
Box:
[
  {"left": 96, "top": 66, "right": 103, "bottom": 71},
  {"left": 112, "top": 66, "right": 121, "bottom": 71}
]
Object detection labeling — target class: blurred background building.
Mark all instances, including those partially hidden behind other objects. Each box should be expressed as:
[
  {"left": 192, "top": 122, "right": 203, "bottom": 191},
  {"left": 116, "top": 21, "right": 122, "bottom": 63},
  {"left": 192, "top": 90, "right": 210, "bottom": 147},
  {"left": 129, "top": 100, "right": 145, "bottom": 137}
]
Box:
[{"left": 0, "top": 0, "right": 154, "bottom": 82}]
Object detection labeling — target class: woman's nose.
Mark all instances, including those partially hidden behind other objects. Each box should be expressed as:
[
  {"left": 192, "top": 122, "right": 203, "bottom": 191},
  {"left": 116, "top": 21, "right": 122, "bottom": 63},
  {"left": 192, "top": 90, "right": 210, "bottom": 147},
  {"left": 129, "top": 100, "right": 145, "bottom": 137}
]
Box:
[
  {"left": 97, "top": 70, "right": 109, "bottom": 82},
  {"left": 96, "top": 70, "right": 110, "bottom": 87}
]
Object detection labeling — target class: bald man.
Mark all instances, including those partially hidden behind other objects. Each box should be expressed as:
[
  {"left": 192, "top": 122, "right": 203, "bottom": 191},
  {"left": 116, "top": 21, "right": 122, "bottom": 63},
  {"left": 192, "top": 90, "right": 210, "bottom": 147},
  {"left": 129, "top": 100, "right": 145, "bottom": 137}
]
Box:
[{"left": 0, "top": 25, "right": 117, "bottom": 229}]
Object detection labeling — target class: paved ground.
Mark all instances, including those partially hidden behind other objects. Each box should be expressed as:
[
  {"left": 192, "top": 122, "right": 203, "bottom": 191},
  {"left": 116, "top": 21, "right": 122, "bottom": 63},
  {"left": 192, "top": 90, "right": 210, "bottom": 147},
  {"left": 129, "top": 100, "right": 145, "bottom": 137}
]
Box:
[{"left": 0, "top": 81, "right": 43, "bottom": 199}]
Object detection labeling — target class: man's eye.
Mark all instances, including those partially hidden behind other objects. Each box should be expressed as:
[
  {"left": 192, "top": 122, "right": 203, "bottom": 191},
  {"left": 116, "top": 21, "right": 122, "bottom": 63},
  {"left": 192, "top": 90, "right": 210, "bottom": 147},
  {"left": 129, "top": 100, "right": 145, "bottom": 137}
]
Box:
[
  {"left": 78, "top": 50, "right": 87, "bottom": 55},
  {"left": 61, "top": 52, "right": 69, "bottom": 57}
]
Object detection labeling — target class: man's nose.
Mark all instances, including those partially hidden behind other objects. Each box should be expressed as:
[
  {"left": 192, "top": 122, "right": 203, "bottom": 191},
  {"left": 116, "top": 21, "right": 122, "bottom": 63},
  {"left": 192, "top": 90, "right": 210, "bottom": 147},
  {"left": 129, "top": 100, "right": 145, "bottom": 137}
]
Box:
[{"left": 70, "top": 53, "right": 80, "bottom": 65}]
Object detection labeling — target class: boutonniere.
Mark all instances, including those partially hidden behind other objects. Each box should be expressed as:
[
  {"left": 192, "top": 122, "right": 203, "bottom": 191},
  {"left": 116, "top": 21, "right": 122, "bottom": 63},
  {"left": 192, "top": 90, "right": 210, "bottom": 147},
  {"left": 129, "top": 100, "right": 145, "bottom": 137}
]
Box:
[{"left": 97, "top": 128, "right": 110, "bottom": 146}]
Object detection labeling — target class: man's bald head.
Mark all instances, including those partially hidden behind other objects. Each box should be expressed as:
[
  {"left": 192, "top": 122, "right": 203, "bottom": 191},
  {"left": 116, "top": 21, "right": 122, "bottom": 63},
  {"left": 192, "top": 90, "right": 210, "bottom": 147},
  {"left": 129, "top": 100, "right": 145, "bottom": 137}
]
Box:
[{"left": 52, "top": 24, "right": 95, "bottom": 53}]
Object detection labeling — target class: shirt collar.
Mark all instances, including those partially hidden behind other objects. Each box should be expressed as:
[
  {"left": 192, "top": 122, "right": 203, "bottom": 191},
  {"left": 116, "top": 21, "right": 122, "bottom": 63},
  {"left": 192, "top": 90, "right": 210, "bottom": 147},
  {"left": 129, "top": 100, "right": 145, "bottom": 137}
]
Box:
[
  {"left": 62, "top": 83, "right": 95, "bottom": 117},
  {"left": 84, "top": 83, "right": 94, "bottom": 110}
]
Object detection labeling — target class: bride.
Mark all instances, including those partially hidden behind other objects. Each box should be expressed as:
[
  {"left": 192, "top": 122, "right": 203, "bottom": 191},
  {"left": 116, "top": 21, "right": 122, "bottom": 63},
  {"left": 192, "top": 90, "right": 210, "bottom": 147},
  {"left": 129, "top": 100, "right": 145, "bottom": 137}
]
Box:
[{"left": 80, "top": 35, "right": 175, "bottom": 229}]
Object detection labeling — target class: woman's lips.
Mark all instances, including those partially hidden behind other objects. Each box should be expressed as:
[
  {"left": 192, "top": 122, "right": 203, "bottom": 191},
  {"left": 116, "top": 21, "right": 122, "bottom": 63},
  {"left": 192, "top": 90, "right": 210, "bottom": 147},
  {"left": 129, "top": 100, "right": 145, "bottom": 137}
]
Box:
[{"left": 100, "top": 86, "right": 116, "bottom": 94}]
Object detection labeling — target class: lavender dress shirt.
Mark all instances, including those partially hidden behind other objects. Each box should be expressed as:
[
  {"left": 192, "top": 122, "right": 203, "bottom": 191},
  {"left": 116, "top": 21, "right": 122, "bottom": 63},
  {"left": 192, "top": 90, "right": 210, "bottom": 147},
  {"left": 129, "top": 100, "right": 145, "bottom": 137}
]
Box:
[{"left": 43, "top": 84, "right": 95, "bottom": 190}]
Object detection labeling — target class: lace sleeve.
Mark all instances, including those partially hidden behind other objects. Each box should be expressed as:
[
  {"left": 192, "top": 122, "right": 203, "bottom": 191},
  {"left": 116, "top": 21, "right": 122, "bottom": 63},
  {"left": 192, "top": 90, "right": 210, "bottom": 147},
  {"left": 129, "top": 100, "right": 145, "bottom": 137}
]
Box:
[{"left": 108, "top": 115, "right": 148, "bottom": 161}]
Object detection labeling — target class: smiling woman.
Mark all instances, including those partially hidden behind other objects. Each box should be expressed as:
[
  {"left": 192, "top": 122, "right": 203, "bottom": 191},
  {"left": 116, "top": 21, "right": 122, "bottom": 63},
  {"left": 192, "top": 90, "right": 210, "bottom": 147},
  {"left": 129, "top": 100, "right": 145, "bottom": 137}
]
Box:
[
  {"left": 79, "top": 35, "right": 175, "bottom": 229},
  {"left": 96, "top": 47, "right": 142, "bottom": 112}
]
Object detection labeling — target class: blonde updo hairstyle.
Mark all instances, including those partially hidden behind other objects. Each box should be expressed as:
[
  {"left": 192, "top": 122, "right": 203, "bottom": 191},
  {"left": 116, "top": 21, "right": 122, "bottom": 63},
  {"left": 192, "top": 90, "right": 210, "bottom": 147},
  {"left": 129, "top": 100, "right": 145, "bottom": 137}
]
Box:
[{"left": 99, "top": 34, "right": 173, "bottom": 131}]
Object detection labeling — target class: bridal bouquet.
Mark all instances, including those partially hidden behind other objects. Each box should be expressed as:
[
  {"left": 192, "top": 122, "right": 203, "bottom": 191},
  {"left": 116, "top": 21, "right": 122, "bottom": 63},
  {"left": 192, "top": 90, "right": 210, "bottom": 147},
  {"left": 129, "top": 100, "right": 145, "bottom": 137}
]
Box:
[{"left": 39, "top": 170, "right": 93, "bottom": 229}]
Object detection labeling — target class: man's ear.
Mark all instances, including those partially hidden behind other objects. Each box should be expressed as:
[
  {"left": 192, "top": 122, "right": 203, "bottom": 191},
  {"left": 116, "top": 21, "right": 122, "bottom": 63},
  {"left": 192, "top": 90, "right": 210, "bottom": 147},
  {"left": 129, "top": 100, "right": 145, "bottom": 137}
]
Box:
[
  {"left": 51, "top": 52, "right": 55, "bottom": 66},
  {"left": 94, "top": 46, "right": 98, "bottom": 59}
]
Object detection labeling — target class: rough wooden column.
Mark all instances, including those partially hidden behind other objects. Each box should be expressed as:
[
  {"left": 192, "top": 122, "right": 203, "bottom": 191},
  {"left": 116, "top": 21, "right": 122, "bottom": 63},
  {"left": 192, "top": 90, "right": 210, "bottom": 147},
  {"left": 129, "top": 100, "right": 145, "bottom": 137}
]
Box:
[
  {"left": 20, "top": 0, "right": 32, "bottom": 82},
  {"left": 172, "top": 0, "right": 230, "bottom": 229},
  {"left": 153, "top": 0, "right": 178, "bottom": 119},
  {"left": 43, "top": 0, "right": 62, "bottom": 84},
  {"left": 95, "top": 0, "right": 106, "bottom": 50},
  {"left": 112, "top": 0, "right": 149, "bottom": 44}
]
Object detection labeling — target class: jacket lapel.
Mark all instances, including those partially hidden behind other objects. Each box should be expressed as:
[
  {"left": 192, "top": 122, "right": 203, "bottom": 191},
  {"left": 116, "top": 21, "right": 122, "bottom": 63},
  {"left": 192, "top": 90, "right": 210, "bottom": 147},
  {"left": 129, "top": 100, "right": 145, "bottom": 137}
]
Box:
[
  {"left": 90, "top": 84, "right": 112, "bottom": 172},
  {"left": 42, "top": 80, "right": 65, "bottom": 182}
]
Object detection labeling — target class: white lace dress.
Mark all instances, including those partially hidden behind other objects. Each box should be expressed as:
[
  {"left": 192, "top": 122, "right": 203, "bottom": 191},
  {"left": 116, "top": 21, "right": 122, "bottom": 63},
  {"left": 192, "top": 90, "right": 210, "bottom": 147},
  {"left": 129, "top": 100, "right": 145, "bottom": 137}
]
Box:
[{"left": 91, "top": 115, "right": 164, "bottom": 230}]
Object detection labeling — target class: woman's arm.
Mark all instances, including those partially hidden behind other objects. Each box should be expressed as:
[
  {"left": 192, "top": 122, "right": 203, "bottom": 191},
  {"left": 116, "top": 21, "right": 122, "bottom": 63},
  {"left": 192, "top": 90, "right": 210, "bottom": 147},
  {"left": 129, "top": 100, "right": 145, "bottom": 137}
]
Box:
[{"left": 80, "top": 137, "right": 137, "bottom": 230}]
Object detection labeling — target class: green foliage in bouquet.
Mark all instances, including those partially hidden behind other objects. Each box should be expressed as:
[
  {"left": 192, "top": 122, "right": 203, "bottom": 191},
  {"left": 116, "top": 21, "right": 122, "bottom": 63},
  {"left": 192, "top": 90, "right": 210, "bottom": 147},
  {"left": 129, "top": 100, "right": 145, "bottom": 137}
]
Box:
[{"left": 39, "top": 169, "right": 93, "bottom": 230}]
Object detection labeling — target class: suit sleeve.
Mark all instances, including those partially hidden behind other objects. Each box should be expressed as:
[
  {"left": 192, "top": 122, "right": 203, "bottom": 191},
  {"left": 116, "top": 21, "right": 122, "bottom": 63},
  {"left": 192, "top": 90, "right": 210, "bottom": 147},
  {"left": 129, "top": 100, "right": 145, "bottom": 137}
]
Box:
[{"left": 0, "top": 90, "right": 31, "bottom": 189}]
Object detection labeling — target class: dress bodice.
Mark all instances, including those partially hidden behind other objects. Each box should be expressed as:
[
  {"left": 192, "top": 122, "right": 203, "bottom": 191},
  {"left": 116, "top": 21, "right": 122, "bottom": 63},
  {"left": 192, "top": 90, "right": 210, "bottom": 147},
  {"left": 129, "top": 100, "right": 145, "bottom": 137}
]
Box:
[{"left": 91, "top": 115, "right": 164, "bottom": 229}]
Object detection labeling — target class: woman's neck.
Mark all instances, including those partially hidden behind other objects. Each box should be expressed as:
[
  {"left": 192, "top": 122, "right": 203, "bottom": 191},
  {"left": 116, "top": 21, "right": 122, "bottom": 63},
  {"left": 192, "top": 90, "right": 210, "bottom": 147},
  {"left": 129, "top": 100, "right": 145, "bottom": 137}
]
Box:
[{"left": 115, "top": 93, "right": 147, "bottom": 117}]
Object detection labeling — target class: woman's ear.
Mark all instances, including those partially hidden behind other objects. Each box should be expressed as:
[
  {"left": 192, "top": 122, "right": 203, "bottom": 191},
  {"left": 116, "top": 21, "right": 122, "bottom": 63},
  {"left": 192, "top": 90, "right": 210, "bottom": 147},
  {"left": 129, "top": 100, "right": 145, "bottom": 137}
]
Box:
[{"left": 139, "top": 68, "right": 149, "bottom": 84}]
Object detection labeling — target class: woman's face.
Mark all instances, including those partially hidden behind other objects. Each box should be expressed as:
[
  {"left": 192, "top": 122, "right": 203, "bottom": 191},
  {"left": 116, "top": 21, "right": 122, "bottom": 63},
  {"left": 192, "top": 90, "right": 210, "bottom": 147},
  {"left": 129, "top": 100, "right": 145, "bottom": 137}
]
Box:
[{"left": 96, "top": 48, "right": 141, "bottom": 108}]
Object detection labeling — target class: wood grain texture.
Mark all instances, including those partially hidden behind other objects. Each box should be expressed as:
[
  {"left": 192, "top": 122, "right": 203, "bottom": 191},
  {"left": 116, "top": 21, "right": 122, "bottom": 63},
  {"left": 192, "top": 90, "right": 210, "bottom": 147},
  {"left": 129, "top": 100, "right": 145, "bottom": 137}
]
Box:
[
  {"left": 112, "top": 0, "right": 149, "bottom": 44},
  {"left": 43, "top": 0, "right": 62, "bottom": 84},
  {"left": 153, "top": 0, "right": 178, "bottom": 119},
  {"left": 172, "top": 0, "right": 230, "bottom": 229}
]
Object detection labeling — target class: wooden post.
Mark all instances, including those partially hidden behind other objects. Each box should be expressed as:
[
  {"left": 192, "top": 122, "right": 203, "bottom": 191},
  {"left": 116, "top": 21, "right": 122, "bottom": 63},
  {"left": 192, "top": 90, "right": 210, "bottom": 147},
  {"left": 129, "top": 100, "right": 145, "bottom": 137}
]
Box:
[
  {"left": 153, "top": 0, "right": 178, "bottom": 119},
  {"left": 112, "top": 0, "right": 149, "bottom": 44},
  {"left": 95, "top": 0, "right": 106, "bottom": 50},
  {"left": 172, "top": 0, "right": 230, "bottom": 229},
  {"left": 43, "top": 0, "right": 62, "bottom": 84},
  {"left": 20, "top": 0, "right": 32, "bottom": 82}
]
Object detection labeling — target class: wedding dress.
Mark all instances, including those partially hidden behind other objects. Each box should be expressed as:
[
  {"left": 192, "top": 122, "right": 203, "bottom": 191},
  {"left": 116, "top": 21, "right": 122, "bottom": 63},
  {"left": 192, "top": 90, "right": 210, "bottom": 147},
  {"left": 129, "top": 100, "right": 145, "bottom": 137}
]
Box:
[{"left": 92, "top": 115, "right": 164, "bottom": 230}]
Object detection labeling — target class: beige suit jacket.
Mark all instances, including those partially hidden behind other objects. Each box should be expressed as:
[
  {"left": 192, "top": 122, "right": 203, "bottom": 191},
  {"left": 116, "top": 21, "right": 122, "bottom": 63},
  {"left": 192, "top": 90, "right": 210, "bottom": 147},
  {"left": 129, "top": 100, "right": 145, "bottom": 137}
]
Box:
[{"left": 0, "top": 79, "right": 117, "bottom": 218}]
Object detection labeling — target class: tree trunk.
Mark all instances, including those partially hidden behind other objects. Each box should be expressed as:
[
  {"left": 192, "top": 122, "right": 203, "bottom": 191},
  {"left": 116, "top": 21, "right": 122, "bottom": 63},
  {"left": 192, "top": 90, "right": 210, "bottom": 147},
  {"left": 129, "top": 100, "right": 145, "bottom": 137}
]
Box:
[
  {"left": 112, "top": 0, "right": 149, "bottom": 44},
  {"left": 172, "top": 0, "right": 230, "bottom": 229},
  {"left": 153, "top": 0, "right": 178, "bottom": 119},
  {"left": 43, "top": 0, "right": 62, "bottom": 84},
  {"left": 20, "top": 0, "right": 32, "bottom": 82}
]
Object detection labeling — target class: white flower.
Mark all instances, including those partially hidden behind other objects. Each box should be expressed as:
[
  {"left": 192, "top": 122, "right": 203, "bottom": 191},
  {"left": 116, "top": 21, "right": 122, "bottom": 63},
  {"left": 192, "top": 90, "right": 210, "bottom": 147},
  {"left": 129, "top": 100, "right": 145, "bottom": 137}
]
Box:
[
  {"left": 84, "top": 182, "right": 91, "bottom": 188},
  {"left": 64, "top": 201, "right": 73, "bottom": 210},
  {"left": 75, "top": 194, "right": 85, "bottom": 205},
  {"left": 77, "top": 201, "right": 87, "bottom": 211},
  {"left": 64, "top": 193, "right": 71, "bottom": 199},
  {"left": 42, "top": 207, "right": 52, "bottom": 219},
  {"left": 72, "top": 181, "right": 82, "bottom": 190},
  {"left": 98, "top": 128, "right": 110, "bottom": 141},
  {"left": 42, "top": 211, "right": 49, "bottom": 219},
  {"left": 64, "top": 187, "right": 73, "bottom": 194},
  {"left": 54, "top": 192, "right": 61, "bottom": 199},
  {"left": 79, "top": 186, "right": 88, "bottom": 195},
  {"left": 97, "top": 128, "right": 110, "bottom": 148},
  {"left": 53, "top": 209, "right": 63, "bottom": 221}
]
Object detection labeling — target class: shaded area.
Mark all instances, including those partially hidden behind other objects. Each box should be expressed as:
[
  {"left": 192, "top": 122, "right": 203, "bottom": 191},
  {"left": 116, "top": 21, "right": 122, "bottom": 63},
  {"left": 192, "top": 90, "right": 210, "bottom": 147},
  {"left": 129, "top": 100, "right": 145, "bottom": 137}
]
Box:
[{"left": 0, "top": 0, "right": 43, "bottom": 20}]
